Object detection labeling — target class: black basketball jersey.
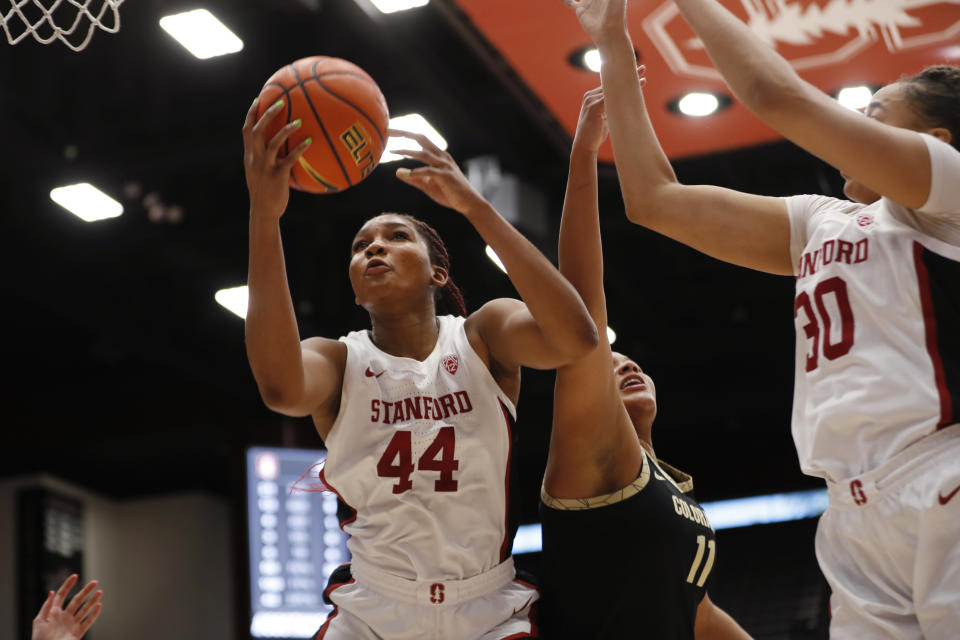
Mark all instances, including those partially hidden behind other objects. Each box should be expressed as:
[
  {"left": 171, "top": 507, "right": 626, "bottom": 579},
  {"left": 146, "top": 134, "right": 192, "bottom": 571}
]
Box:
[{"left": 538, "top": 449, "right": 716, "bottom": 639}]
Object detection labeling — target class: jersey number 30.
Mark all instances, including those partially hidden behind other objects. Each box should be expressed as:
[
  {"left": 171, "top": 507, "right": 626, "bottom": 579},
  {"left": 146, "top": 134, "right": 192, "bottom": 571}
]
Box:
[
  {"left": 376, "top": 427, "right": 459, "bottom": 493},
  {"left": 794, "top": 276, "right": 855, "bottom": 372}
]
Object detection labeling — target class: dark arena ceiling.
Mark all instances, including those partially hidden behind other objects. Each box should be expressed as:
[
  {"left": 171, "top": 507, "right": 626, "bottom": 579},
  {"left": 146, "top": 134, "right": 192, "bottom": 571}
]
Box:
[{"left": 7, "top": 0, "right": 952, "bottom": 511}]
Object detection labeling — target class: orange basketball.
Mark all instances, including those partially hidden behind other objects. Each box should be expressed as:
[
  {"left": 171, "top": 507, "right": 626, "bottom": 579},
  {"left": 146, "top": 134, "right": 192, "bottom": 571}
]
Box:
[{"left": 256, "top": 56, "right": 389, "bottom": 194}]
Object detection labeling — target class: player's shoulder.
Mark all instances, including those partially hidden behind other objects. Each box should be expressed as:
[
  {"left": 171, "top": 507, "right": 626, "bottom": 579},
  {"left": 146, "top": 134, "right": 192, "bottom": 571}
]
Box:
[
  {"left": 302, "top": 336, "right": 348, "bottom": 362},
  {"left": 786, "top": 193, "right": 863, "bottom": 219},
  {"left": 463, "top": 298, "right": 524, "bottom": 338}
]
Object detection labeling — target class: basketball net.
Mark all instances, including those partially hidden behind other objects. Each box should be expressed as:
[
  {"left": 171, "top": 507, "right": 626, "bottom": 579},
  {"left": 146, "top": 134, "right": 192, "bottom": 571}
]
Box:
[{"left": 1, "top": 0, "right": 124, "bottom": 51}]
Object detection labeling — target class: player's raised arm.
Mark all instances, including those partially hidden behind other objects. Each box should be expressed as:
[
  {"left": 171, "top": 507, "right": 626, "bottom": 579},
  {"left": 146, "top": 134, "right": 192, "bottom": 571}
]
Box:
[
  {"left": 243, "top": 97, "right": 345, "bottom": 419},
  {"left": 563, "top": 0, "right": 793, "bottom": 275},
  {"left": 669, "top": 0, "right": 943, "bottom": 209},
  {"left": 391, "top": 129, "right": 598, "bottom": 370},
  {"left": 549, "top": 85, "right": 646, "bottom": 494}
]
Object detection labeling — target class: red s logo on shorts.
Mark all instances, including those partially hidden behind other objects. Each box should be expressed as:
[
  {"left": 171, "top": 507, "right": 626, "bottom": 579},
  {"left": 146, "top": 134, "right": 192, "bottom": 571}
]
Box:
[
  {"left": 850, "top": 479, "right": 867, "bottom": 506},
  {"left": 430, "top": 583, "right": 445, "bottom": 604}
]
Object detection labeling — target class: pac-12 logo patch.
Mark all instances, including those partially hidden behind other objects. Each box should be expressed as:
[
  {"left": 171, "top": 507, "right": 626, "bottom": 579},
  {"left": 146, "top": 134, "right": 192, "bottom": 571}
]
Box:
[
  {"left": 441, "top": 354, "right": 459, "bottom": 375},
  {"left": 856, "top": 214, "right": 874, "bottom": 228}
]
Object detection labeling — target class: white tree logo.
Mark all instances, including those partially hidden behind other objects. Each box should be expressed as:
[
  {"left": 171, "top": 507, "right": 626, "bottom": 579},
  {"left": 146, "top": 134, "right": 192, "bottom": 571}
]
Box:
[{"left": 643, "top": 0, "right": 960, "bottom": 79}]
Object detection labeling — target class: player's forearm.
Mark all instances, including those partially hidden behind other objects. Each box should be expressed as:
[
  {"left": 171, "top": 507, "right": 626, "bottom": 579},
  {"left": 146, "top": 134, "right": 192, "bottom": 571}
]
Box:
[
  {"left": 596, "top": 33, "right": 680, "bottom": 226},
  {"left": 245, "top": 214, "right": 307, "bottom": 407},
  {"left": 558, "top": 144, "right": 606, "bottom": 328},
  {"left": 464, "top": 201, "right": 598, "bottom": 358},
  {"left": 672, "top": 0, "right": 809, "bottom": 123}
]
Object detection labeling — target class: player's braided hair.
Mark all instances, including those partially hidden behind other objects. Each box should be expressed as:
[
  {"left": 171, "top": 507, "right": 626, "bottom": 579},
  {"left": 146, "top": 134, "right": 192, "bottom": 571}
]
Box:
[
  {"left": 394, "top": 213, "right": 468, "bottom": 317},
  {"left": 902, "top": 65, "right": 960, "bottom": 151}
]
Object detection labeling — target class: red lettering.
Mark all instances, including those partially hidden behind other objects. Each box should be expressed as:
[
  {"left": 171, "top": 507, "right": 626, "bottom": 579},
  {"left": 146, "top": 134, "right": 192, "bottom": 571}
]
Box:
[
  {"left": 403, "top": 397, "right": 422, "bottom": 421},
  {"left": 419, "top": 426, "right": 459, "bottom": 491},
  {"left": 815, "top": 277, "right": 855, "bottom": 360},
  {"left": 794, "top": 291, "right": 819, "bottom": 372},
  {"left": 454, "top": 390, "right": 472, "bottom": 413},
  {"left": 433, "top": 397, "right": 445, "bottom": 419},
  {"left": 371, "top": 399, "right": 381, "bottom": 423},
  {"left": 822, "top": 240, "right": 835, "bottom": 265},
  {"left": 836, "top": 240, "right": 854, "bottom": 264},
  {"left": 854, "top": 239, "right": 868, "bottom": 263},
  {"left": 422, "top": 398, "right": 433, "bottom": 420},
  {"left": 801, "top": 251, "right": 817, "bottom": 278},
  {"left": 439, "top": 394, "right": 457, "bottom": 418},
  {"left": 392, "top": 400, "right": 405, "bottom": 424},
  {"left": 376, "top": 428, "right": 461, "bottom": 494},
  {"left": 376, "top": 431, "right": 414, "bottom": 494},
  {"left": 381, "top": 402, "right": 392, "bottom": 424}
]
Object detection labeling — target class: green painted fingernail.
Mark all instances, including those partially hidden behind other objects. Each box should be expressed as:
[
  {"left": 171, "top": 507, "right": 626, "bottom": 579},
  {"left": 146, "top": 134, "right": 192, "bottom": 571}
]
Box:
[
  {"left": 292, "top": 118, "right": 302, "bottom": 127},
  {"left": 304, "top": 137, "right": 312, "bottom": 146},
  {"left": 273, "top": 99, "right": 285, "bottom": 109},
  {"left": 251, "top": 97, "right": 259, "bottom": 107}
]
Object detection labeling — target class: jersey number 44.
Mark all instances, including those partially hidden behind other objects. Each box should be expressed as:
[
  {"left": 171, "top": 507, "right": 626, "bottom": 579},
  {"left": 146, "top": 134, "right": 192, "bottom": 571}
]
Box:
[{"left": 376, "top": 426, "right": 460, "bottom": 493}]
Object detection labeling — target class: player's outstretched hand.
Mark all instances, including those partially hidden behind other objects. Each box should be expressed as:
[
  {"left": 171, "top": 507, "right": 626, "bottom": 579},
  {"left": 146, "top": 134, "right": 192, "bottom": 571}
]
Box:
[
  {"left": 242, "top": 97, "right": 313, "bottom": 220},
  {"left": 32, "top": 574, "right": 103, "bottom": 640},
  {"left": 390, "top": 129, "right": 488, "bottom": 217},
  {"left": 562, "top": 0, "right": 628, "bottom": 44},
  {"left": 573, "top": 86, "right": 610, "bottom": 153}
]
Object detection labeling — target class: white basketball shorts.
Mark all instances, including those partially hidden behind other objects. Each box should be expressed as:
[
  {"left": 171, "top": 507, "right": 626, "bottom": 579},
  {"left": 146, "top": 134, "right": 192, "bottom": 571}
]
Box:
[
  {"left": 314, "top": 556, "right": 539, "bottom": 640},
  {"left": 816, "top": 423, "right": 960, "bottom": 639}
]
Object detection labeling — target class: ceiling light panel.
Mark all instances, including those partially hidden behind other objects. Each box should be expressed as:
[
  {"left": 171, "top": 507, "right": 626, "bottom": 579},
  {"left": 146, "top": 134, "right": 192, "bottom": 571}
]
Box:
[
  {"left": 382, "top": 114, "right": 447, "bottom": 163},
  {"left": 216, "top": 286, "right": 249, "bottom": 319},
  {"left": 160, "top": 9, "right": 244, "bottom": 60},
  {"left": 370, "top": 0, "right": 429, "bottom": 13},
  {"left": 49, "top": 183, "right": 123, "bottom": 222}
]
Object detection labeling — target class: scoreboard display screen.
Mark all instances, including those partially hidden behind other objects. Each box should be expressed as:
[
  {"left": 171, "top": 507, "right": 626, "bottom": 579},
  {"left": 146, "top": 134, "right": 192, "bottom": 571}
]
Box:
[{"left": 246, "top": 447, "right": 349, "bottom": 638}]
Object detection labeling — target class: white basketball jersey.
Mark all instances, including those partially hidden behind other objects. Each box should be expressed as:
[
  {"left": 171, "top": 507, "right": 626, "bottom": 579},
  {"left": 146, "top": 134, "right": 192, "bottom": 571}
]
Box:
[
  {"left": 786, "top": 135, "right": 960, "bottom": 483},
  {"left": 320, "top": 315, "right": 519, "bottom": 581}
]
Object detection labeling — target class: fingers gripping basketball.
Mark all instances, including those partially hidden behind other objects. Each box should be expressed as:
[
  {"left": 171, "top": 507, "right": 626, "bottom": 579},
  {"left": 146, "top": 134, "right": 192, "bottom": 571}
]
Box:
[{"left": 256, "top": 56, "right": 390, "bottom": 194}]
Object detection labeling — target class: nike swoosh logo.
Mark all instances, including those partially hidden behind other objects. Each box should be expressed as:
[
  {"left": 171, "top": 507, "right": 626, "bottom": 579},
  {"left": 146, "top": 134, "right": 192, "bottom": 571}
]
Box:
[
  {"left": 654, "top": 473, "right": 664, "bottom": 481},
  {"left": 511, "top": 595, "right": 534, "bottom": 617},
  {"left": 938, "top": 484, "right": 960, "bottom": 505},
  {"left": 364, "top": 367, "right": 384, "bottom": 378}
]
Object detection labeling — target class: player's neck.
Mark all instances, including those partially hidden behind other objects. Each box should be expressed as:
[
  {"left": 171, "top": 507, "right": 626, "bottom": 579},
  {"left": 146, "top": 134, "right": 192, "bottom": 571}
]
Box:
[
  {"left": 629, "top": 412, "right": 656, "bottom": 461},
  {"left": 369, "top": 311, "right": 440, "bottom": 361}
]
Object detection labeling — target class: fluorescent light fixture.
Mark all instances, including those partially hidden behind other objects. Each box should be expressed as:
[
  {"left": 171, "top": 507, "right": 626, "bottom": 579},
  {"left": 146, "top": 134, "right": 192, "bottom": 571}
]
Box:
[
  {"left": 50, "top": 183, "right": 123, "bottom": 222},
  {"left": 251, "top": 611, "right": 328, "bottom": 638},
  {"left": 512, "top": 524, "right": 542, "bottom": 555},
  {"left": 701, "top": 488, "right": 829, "bottom": 530},
  {"left": 606, "top": 326, "right": 617, "bottom": 344},
  {"left": 216, "top": 285, "right": 248, "bottom": 319},
  {"left": 677, "top": 92, "right": 720, "bottom": 117},
  {"left": 382, "top": 114, "right": 447, "bottom": 163},
  {"left": 513, "top": 488, "right": 828, "bottom": 554},
  {"left": 485, "top": 245, "right": 507, "bottom": 273},
  {"left": 369, "top": 0, "right": 428, "bottom": 13},
  {"left": 159, "top": 9, "right": 243, "bottom": 60},
  {"left": 837, "top": 85, "right": 872, "bottom": 111},
  {"left": 583, "top": 48, "right": 601, "bottom": 73}
]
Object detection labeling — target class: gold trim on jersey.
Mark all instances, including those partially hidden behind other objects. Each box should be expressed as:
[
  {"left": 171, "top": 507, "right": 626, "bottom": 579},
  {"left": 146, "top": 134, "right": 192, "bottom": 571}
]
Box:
[
  {"left": 541, "top": 450, "right": 697, "bottom": 511},
  {"left": 653, "top": 458, "right": 694, "bottom": 494}
]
